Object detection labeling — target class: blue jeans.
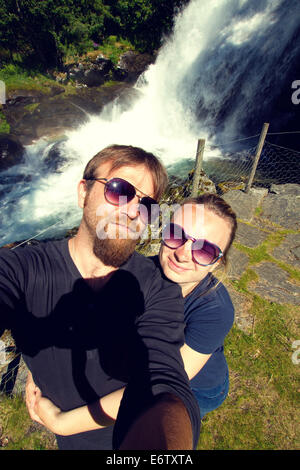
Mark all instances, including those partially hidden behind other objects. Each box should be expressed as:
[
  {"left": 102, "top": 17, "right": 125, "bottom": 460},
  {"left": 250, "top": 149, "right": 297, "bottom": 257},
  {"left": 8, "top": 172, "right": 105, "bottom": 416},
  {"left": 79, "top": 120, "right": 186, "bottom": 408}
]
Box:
[{"left": 191, "top": 371, "right": 229, "bottom": 419}]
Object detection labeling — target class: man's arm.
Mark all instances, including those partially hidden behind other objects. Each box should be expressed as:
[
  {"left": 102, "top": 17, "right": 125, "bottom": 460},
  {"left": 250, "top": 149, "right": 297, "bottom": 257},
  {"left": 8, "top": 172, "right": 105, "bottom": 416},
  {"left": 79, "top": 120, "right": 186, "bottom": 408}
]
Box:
[
  {"left": 119, "top": 393, "right": 193, "bottom": 450},
  {"left": 113, "top": 263, "right": 201, "bottom": 450}
]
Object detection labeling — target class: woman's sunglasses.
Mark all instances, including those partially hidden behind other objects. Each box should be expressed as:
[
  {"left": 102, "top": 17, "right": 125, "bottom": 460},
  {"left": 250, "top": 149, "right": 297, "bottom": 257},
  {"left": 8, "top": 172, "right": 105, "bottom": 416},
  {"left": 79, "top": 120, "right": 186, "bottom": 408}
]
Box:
[
  {"left": 85, "top": 177, "right": 159, "bottom": 225},
  {"left": 162, "top": 223, "right": 223, "bottom": 266}
]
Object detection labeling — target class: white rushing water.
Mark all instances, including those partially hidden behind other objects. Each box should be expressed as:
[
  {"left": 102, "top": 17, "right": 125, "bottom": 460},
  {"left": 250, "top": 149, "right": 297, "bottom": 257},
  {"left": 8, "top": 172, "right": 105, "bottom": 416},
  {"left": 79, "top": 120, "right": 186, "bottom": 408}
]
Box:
[{"left": 0, "top": 0, "right": 298, "bottom": 245}]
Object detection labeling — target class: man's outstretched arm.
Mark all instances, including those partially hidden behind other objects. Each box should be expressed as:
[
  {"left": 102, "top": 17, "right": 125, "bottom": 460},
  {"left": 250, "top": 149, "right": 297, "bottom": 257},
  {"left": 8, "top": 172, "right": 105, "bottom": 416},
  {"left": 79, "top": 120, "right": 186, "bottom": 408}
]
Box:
[{"left": 119, "top": 393, "right": 193, "bottom": 450}]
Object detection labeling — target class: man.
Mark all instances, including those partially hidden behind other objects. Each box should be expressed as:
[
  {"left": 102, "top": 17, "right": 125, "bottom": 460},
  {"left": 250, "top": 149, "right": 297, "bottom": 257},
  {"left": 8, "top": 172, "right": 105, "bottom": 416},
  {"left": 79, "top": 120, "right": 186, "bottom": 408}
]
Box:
[{"left": 0, "top": 144, "right": 200, "bottom": 450}]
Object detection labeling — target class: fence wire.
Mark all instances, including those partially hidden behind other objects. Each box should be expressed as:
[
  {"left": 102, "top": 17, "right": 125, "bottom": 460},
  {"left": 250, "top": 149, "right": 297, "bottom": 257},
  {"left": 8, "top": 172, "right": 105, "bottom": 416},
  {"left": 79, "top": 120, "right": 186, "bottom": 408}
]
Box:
[
  {"left": 0, "top": 335, "right": 24, "bottom": 396},
  {"left": 200, "top": 138, "right": 300, "bottom": 192}
]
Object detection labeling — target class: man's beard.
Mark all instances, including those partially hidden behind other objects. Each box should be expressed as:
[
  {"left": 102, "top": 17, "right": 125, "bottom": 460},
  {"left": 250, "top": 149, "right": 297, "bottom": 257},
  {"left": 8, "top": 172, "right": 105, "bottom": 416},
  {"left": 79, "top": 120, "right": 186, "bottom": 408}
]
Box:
[
  {"left": 93, "top": 236, "right": 138, "bottom": 267},
  {"left": 83, "top": 194, "right": 144, "bottom": 267}
]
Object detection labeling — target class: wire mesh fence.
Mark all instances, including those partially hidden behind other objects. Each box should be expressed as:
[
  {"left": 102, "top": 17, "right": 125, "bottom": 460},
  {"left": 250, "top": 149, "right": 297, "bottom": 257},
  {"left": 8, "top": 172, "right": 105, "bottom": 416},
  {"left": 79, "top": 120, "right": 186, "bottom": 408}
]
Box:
[
  {"left": 192, "top": 129, "right": 300, "bottom": 194},
  {"left": 0, "top": 335, "right": 24, "bottom": 396}
]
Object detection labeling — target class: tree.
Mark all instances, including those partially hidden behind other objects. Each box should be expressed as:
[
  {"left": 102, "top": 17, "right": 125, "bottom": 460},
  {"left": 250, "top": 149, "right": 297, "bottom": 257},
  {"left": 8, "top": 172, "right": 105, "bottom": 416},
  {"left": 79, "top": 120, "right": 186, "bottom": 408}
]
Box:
[{"left": 0, "top": 0, "right": 191, "bottom": 69}]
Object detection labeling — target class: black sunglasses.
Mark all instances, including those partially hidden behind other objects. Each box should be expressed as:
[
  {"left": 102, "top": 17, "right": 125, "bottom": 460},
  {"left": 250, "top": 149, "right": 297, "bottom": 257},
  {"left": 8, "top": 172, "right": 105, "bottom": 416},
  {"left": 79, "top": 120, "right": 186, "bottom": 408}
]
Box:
[
  {"left": 162, "top": 223, "right": 223, "bottom": 266},
  {"left": 85, "top": 177, "right": 159, "bottom": 225}
]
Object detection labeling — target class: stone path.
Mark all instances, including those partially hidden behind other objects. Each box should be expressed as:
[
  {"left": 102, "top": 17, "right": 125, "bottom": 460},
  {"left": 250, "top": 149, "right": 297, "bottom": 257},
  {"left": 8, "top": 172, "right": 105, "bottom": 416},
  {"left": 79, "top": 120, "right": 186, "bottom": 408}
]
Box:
[{"left": 223, "top": 183, "right": 300, "bottom": 334}]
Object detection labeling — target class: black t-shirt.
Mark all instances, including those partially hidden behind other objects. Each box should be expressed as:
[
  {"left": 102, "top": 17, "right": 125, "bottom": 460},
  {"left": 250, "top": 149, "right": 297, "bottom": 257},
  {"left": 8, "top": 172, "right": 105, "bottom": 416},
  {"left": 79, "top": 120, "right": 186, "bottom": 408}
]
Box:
[{"left": 0, "top": 239, "right": 200, "bottom": 449}]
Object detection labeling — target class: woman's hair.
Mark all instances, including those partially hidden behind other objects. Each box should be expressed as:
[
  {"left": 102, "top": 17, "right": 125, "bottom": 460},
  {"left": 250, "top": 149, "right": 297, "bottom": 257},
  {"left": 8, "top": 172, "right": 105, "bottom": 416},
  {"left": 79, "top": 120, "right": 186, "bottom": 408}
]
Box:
[
  {"left": 180, "top": 193, "right": 237, "bottom": 273},
  {"left": 83, "top": 144, "right": 168, "bottom": 201}
]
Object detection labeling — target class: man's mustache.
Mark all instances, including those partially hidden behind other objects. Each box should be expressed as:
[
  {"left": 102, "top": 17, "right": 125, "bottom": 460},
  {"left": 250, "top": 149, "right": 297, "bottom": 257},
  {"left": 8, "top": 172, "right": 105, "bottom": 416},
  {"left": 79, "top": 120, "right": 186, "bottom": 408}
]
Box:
[{"left": 95, "top": 212, "right": 143, "bottom": 240}]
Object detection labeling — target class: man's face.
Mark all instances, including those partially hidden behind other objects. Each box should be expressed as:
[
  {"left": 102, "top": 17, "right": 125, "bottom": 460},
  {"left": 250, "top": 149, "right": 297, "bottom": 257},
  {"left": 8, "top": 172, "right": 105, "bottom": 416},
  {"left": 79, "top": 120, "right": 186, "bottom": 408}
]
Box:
[{"left": 78, "top": 162, "right": 155, "bottom": 267}]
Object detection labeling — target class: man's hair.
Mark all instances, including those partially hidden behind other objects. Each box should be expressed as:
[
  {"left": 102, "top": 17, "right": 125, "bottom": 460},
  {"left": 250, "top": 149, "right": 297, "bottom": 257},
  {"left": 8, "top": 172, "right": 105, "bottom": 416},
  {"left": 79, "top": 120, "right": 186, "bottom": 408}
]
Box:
[{"left": 83, "top": 144, "right": 168, "bottom": 200}]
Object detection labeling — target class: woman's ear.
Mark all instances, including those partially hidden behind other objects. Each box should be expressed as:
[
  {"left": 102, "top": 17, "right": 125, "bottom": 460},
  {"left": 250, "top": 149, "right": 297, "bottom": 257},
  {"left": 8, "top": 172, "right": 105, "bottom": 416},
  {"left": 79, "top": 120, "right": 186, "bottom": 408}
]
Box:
[
  {"left": 208, "top": 258, "right": 223, "bottom": 273},
  {"left": 77, "top": 179, "right": 88, "bottom": 209}
]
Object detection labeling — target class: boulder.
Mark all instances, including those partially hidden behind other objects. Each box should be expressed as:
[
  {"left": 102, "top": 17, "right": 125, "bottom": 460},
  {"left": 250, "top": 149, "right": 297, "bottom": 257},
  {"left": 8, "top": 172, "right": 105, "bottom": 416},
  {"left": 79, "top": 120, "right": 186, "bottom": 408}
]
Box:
[
  {"left": 116, "top": 51, "right": 155, "bottom": 83},
  {"left": 269, "top": 183, "right": 300, "bottom": 196},
  {"left": 222, "top": 188, "right": 267, "bottom": 222},
  {"left": 0, "top": 134, "right": 24, "bottom": 171},
  {"left": 261, "top": 185, "right": 300, "bottom": 229},
  {"left": 249, "top": 262, "right": 300, "bottom": 306},
  {"left": 235, "top": 221, "right": 268, "bottom": 248},
  {"left": 67, "top": 57, "right": 114, "bottom": 87}
]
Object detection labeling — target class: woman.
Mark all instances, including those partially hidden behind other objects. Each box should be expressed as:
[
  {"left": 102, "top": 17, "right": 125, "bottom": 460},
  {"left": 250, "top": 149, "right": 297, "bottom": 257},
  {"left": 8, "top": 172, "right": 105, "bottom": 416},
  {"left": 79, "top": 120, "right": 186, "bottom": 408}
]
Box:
[
  {"left": 157, "top": 194, "right": 236, "bottom": 418},
  {"left": 27, "top": 193, "right": 237, "bottom": 433}
]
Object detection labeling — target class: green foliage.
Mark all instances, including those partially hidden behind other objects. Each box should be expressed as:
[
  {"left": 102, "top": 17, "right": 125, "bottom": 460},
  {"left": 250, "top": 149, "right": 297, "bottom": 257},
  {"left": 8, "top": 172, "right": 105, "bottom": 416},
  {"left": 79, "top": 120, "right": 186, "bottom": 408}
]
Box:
[
  {"left": 0, "top": 1, "right": 189, "bottom": 69},
  {"left": 0, "top": 109, "right": 10, "bottom": 133},
  {"left": 0, "top": 63, "right": 60, "bottom": 92},
  {"left": 104, "top": 0, "right": 190, "bottom": 52},
  {"left": 98, "top": 36, "right": 133, "bottom": 64}
]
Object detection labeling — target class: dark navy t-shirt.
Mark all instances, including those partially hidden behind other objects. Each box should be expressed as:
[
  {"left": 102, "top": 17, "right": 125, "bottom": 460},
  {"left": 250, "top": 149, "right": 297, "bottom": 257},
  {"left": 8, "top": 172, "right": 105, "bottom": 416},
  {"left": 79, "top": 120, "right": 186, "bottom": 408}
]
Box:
[
  {"left": 184, "top": 274, "right": 234, "bottom": 389},
  {"left": 0, "top": 239, "right": 200, "bottom": 449}
]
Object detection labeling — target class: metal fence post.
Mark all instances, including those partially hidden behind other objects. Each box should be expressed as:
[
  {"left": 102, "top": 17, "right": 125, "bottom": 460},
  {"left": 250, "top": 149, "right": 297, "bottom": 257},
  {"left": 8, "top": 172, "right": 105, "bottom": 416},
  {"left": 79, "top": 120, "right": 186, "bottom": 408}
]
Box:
[
  {"left": 191, "top": 139, "right": 206, "bottom": 197},
  {"left": 245, "top": 122, "right": 269, "bottom": 193}
]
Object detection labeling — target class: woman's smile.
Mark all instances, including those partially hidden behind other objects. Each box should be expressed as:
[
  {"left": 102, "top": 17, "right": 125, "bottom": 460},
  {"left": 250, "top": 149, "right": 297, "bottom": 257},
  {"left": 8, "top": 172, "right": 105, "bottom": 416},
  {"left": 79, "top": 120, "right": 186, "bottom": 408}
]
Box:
[{"left": 167, "top": 256, "right": 191, "bottom": 273}]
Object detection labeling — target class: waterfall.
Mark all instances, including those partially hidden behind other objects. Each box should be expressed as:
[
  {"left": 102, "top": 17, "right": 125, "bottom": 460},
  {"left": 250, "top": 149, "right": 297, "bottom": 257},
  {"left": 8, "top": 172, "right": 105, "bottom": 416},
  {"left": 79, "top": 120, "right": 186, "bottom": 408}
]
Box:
[{"left": 0, "top": 0, "right": 299, "bottom": 245}]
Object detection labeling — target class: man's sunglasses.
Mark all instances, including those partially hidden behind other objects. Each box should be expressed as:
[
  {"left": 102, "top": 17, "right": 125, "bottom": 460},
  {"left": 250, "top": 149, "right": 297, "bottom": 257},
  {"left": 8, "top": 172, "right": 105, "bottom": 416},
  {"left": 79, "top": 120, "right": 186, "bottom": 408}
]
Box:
[
  {"left": 85, "top": 177, "right": 159, "bottom": 225},
  {"left": 162, "top": 223, "right": 223, "bottom": 266}
]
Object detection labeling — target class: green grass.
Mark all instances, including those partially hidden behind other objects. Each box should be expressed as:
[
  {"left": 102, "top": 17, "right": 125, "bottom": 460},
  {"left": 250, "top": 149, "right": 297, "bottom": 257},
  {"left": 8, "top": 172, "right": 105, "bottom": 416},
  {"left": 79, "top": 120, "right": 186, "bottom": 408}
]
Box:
[
  {"left": 24, "top": 102, "right": 40, "bottom": 113},
  {"left": 0, "top": 393, "right": 57, "bottom": 450},
  {"left": 98, "top": 36, "right": 134, "bottom": 65},
  {"left": 198, "top": 300, "right": 300, "bottom": 449},
  {"left": 0, "top": 64, "right": 61, "bottom": 94},
  {"left": 0, "top": 109, "right": 10, "bottom": 133}
]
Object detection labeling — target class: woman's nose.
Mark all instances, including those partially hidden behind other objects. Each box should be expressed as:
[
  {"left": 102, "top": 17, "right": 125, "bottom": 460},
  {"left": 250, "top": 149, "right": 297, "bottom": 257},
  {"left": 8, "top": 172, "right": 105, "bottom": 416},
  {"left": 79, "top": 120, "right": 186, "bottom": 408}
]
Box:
[{"left": 174, "top": 240, "right": 193, "bottom": 262}]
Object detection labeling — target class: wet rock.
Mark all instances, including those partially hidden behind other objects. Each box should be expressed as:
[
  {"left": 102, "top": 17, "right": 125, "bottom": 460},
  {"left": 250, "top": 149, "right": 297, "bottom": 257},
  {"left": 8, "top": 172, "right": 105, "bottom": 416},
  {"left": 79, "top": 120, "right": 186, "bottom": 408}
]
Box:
[
  {"left": 43, "top": 140, "right": 69, "bottom": 172},
  {"left": 0, "top": 134, "right": 24, "bottom": 171},
  {"left": 5, "top": 89, "right": 44, "bottom": 107},
  {"left": 117, "top": 51, "right": 155, "bottom": 83},
  {"left": 4, "top": 82, "right": 136, "bottom": 145},
  {"left": 67, "top": 57, "right": 114, "bottom": 87}
]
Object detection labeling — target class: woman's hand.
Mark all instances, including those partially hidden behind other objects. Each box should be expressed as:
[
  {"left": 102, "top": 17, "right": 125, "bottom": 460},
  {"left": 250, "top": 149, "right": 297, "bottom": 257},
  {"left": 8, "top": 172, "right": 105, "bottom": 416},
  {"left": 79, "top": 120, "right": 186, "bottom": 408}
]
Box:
[
  {"left": 25, "top": 372, "right": 123, "bottom": 436},
  {"left": 25, "top": 371, "right": 66, "bottom": 434}
]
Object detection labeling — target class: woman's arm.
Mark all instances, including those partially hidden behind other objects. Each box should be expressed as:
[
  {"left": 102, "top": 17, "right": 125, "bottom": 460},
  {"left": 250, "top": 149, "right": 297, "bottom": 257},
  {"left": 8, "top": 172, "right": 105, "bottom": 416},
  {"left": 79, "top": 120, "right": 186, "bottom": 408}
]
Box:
[
  {"left": 26, "top": 371, "right": 125, "bottom": 436},
  {"left": 28, "top": 344, "right": 209, "bottom": 436},
  {"left": 27, "top": 344, "right": 209, "bottom": 436},
  {"left": 180, "top": 344, "right": 211, "bottom": 380}
]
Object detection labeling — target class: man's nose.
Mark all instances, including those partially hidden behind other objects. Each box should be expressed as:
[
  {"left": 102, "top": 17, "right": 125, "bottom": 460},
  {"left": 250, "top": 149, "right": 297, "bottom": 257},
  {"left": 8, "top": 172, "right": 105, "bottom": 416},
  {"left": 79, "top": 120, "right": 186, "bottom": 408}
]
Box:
[
  {"left": 122, "top": 197, "right": 141, "bottom": 220},
  {"left": 174, "top": 240, "right": 192, "bottom": 262}
]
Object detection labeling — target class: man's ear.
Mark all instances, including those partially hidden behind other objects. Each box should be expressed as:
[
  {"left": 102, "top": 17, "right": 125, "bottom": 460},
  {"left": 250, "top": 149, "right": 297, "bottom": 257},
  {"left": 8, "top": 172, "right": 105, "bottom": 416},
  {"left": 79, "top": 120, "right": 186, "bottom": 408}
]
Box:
[{"left": 78, "top": 179, "right": 88, "bottom": 209}]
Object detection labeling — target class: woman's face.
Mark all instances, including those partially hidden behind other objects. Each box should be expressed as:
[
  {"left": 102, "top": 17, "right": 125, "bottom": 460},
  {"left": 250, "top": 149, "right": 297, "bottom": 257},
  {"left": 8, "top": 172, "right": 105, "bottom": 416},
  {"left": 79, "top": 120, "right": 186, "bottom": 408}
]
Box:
[{"left": 159, "top": 204, "right": 232, "bottom": 293}]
